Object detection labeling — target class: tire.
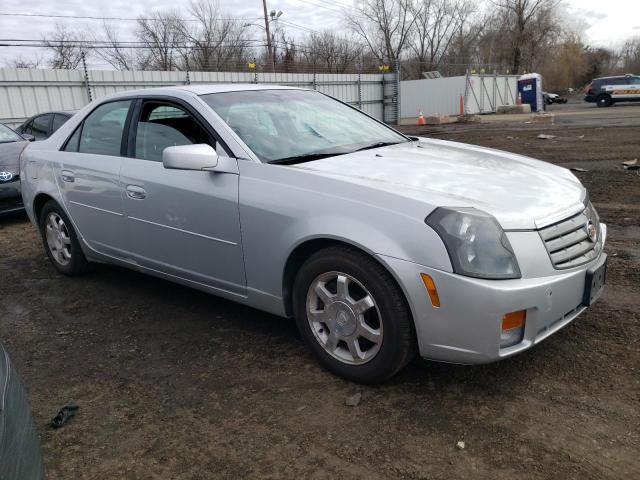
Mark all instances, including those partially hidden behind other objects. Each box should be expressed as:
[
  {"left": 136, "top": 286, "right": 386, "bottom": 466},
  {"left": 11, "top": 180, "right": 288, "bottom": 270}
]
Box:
[
  {"left": 38, "top": 200, "right": 91, "bottom": 276},
  {"left": 292, "top": 246, "right": 417, "bottom": 384},
  {"left": 596, "top": 94, "right": 612, "bottom": 107}
]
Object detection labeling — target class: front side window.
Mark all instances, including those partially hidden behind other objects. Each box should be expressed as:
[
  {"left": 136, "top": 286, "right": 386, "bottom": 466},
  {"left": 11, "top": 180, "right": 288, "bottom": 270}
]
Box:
[
  {"left": 201, "top": 89, "right": 407, "bottom": 163},
  {"left": 78, "top": 101, "right": 131, "bottom": 156},
  {"left": 32, "top": 114, "right": 51, "bottom": 140},
  {"left": 133, "top": 102, "right": 222, "bottom": 162}
]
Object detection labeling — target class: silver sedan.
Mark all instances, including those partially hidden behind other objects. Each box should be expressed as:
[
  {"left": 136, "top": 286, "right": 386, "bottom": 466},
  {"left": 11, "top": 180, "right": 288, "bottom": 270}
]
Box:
[{"left": 20, "top": 85, "right": 607, "bottom": 383}]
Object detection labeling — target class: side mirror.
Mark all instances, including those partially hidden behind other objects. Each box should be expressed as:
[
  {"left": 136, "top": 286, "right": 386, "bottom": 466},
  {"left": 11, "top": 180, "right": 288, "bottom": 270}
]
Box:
[
  {"left": 162, "top": 144, "right": 219, "bottom": 171},
  {"left": 22, "top": 134, "right": 35, "bottom": 142}
]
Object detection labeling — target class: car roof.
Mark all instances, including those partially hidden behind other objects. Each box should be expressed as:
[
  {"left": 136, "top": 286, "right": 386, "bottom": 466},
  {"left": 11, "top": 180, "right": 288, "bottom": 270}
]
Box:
[{"left": 113, "top": 84, "right": 307, "bottom": 98}]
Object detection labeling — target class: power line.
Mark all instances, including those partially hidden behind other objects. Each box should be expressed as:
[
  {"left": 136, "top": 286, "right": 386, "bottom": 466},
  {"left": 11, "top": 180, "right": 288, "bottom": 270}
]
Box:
[{"left": 0, "top": 12, "right": 261, "bottom": 23}]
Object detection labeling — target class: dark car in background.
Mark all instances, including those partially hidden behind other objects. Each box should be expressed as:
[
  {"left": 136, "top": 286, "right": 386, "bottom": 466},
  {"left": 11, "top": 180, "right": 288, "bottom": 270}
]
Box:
[
  {"left": 0, "top": 342, "right": 44, "bottom": 480},
  {"left": 0, "top": 123, "right": 31, "bottom": 215},
  {"left": 585, "top": 74, "right": 640, "bottom": 107},
  {"left": 14, "top": 111, "right": 74, "bottom": 141}
]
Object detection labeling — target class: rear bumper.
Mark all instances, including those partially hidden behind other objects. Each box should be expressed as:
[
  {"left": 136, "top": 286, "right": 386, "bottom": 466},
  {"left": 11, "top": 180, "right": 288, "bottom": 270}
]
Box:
[
  {"left": 377, "top": 228, "right": 607, "bottom": 365},
  {"left": 0, "top": 179, "right": 24, "bottom": 215}
]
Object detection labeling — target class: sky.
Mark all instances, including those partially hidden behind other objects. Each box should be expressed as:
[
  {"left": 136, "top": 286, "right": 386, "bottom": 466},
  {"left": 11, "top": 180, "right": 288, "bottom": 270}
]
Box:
[{"left": 0, "top": 0, "right": 639, "bottom": 68}]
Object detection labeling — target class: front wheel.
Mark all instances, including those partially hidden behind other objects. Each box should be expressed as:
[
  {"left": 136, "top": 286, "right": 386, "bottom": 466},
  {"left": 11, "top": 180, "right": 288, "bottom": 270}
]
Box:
[
  {"left": 293, "top": 246, "right": 417, "bottom": 383},
  {"left": 39, "top": 200, "right": 91, "bottom": 276}
]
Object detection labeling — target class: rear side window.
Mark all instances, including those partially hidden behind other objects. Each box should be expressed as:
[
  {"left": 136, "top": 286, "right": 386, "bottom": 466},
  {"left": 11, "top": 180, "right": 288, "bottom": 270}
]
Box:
[
  {"left": 32, "top": 114, "right": 51, "bottom": 140},
  {"left": 78, "top": 101, "right": 131, "bottom": 156},
  {"left": 52, "top": 114, "right": 68, "bottom": 133}
]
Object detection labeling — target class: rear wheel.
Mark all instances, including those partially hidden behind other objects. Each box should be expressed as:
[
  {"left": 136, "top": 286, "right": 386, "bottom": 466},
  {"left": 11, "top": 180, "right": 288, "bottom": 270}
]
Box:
[
  {"left": 39, "top": 200, "right": 91, "bottom": 276},
  {"left": 596, "top": 94, "right": 612, "bottom": 107},
  {"left": 293, "top": 246, "right": 417, "bottom": 383}
]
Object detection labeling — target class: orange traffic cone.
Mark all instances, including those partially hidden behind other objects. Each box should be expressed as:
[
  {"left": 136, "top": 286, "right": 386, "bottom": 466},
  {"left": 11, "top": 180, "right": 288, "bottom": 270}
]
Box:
[
  {"left": 417, "top": 111, "right": 426, "bottom": 125},
  {"left": 517, "top": 92, "right": 522, "bottom": 105},
  {"left": 459, "top": 96, "right": 465, "bottom": 116}
]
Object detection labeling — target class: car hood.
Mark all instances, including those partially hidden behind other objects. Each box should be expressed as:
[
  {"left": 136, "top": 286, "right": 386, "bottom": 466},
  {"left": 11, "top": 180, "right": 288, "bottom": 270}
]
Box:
[
  {"left": 0, "top": 141, "right": 27, "bottom": 172},
  {"left": 292, "top": 138, "right": 586, "bottom": 230}
]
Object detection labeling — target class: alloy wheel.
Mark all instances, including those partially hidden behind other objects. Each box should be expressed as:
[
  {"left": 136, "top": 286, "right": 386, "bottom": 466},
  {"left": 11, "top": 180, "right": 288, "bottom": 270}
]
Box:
[
  {"left": 45, "top": 212, "right": 72, "bottom": 266},
  {"left": 306, "top": 271, "right": 383, "bottom": 365}
]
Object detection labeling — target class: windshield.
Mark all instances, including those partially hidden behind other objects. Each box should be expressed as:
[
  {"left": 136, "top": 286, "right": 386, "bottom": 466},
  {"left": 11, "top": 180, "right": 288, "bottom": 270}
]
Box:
[
  {"left": 201, "top": 89, "right": 408, "bottom": 163},
  {"left": 0, "top": 124, "right": 22, "bottom": 143}
]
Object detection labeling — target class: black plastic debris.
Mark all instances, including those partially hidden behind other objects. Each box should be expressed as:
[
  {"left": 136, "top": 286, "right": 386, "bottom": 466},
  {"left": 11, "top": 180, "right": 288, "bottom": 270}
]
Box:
[{"left": 50, "top": 402, "right": 79, "bottom": 429}]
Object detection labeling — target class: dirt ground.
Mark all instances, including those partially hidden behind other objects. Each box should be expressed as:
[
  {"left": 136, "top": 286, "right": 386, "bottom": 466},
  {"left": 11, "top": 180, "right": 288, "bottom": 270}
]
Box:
[{"left": 1, "top": 103, "right": 639, "bottom": 479}]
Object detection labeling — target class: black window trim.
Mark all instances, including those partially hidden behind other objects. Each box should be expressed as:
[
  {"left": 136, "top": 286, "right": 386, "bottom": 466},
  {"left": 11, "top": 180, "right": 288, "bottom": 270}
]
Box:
[
  {"left": 59, "top": 97, "right": 137, "bottom": 154},
  {"left": 127, "top": 95, "right": 234, "bottom": 161}
]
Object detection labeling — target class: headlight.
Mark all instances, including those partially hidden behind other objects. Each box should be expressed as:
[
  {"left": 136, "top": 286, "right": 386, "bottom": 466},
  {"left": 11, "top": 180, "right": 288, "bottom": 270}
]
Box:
[{"left": 426, "top": 207, "right": 521, "bottom": 279}]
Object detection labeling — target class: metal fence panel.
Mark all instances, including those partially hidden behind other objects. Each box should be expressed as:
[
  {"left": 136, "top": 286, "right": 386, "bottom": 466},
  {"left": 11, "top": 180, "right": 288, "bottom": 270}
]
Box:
[
  {"left": 399, "top": 74, "right": 519, "bottom": 122},
  {"left": 400, "top": 76, "right": 466, "bottom": 121},
  {"left": 0, "top": 68, "right": 390, "bottom": 127}
]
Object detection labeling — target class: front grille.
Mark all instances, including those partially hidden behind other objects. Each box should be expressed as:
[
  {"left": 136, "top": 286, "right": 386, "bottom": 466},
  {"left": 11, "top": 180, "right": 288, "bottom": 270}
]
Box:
[{"left": 539, "top": 203, "right": 600, "bottom": 269}]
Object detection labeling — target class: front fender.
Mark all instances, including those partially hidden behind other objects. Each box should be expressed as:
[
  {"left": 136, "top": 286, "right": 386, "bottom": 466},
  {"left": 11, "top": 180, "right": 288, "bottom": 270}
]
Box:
[{"left": 238, "top": 161, "right": 452, "bottom": 303}]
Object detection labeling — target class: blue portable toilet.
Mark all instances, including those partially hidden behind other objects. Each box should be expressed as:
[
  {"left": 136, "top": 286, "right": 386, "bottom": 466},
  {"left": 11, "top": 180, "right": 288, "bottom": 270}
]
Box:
[{"left": 517, "top": 73, "right": 543, "bottom": 112}]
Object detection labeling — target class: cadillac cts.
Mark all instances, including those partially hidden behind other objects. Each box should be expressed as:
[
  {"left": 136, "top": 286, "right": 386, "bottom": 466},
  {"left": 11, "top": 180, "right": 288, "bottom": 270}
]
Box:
[{"left": 20, "top": 85, "right": 607, "bottom": 383}]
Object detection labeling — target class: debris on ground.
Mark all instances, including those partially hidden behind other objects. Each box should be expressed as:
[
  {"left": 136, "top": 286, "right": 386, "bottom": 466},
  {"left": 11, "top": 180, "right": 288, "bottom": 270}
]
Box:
[
  {"left": 570, "top": 167, "right": 589, "bottom": 172},
  {"left": 577, "top": 135, "right": 585, "bottom": 139},
  {"left": 622, "top": 159, "right": 639, "bottom": 170},
  {"left": 456, "top": 441, "right": 466, "bottom": 450},
  {"left": 345, "top": 392, "right": 362, "bottom": 407},
  {"left": 50, "top": 402, "right": 79, "bottom": 429},
  {"left": 537, "top": 134, "right": 556, "bottom": 140}
]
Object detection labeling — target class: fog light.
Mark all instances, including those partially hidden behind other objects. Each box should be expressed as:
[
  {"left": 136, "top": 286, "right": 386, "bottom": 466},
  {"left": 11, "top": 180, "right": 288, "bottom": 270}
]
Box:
[
  {"left": 500, "top": 310, "right": 526, "bottom": 348},
  {"left": 420, "top": 273, "right": 440, "bottom": 308}
]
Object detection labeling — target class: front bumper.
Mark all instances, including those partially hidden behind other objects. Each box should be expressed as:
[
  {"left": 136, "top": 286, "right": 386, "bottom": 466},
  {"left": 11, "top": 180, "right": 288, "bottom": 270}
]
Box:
[
  {"left": 377, "top": 226, "right": 607, "bottom": 364},
  {"left": 0, "top": 178, "right": 24, "bottom": 215}
]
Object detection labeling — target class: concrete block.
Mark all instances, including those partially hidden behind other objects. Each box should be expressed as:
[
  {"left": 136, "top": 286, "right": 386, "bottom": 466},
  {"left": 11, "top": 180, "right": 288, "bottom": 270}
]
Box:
[{"left": 497, "top": 104, "right": 532, "bottom": 114}]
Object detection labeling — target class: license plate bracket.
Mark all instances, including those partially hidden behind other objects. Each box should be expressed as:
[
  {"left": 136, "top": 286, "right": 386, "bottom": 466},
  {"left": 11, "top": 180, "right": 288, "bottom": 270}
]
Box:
[{"left": 582, "top": 255, "right": 607, "bottom": 306}]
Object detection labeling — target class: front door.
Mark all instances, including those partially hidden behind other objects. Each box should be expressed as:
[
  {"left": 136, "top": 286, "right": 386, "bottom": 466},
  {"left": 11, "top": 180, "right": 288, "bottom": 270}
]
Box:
[{"left": 120, "top": 99, "right": 245, "bottom": 295}]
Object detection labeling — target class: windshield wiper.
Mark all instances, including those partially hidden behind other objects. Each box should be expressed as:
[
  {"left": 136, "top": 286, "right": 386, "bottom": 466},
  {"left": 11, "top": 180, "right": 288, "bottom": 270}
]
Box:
[
  {"left": 352, "top": 140, "right": 406, "bottom": 152},
  {"left": 269, "top": 151, "right": 348, "bottom": 165}
]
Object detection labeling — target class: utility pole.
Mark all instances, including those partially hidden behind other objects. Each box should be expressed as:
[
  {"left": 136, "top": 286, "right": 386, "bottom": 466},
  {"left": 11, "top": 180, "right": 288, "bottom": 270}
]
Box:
[{"left": 262, "top": 0, "right": 275, "bottom": 72}]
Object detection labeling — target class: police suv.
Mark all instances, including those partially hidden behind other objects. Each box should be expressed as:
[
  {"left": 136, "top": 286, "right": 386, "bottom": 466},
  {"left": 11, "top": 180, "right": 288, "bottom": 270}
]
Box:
[{"left": 585, "top": 74, "right": 640, "bottom": 107}]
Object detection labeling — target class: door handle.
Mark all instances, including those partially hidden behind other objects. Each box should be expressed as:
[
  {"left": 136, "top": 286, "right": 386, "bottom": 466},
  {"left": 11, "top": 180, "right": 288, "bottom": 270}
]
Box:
[
  {"left": 61, "top": 170, "right": 75, "bottom": 183},
  {"left": 126, "top": 185, "right": 146, "bottom": 200}
]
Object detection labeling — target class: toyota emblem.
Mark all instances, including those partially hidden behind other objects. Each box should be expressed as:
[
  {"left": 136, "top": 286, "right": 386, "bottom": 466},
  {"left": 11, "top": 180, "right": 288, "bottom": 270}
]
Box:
[
  {"left": 0, "top": 171, "right": 14, "bottom": 182},
  {"left": 585, "top": 221, "right": 597, "bottom": 243}
]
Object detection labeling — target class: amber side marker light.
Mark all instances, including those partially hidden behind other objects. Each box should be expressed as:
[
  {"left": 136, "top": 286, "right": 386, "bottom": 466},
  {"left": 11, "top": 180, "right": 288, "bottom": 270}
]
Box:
[
  {"left": 502, "top": 310, "right": 526, "bottom": 331},
  {"left": 420, "top": 273, "right": 440, "bottom": 308},
  {"left": 500, "top": 310, "right": 526, "bottom": 348}
]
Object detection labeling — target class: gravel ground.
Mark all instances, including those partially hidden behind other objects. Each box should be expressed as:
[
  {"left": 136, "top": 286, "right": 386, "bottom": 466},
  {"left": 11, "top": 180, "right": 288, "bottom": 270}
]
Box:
[{"left": 0, "top": 104, "right": 638, "bottom": 479}]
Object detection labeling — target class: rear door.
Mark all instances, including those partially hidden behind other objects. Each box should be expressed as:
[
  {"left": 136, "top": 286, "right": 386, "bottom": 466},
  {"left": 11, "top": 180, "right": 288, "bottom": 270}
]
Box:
[
  {"left": 57, "top": 100, "right": 133, "bottom": 258},
  {"left": 120, "top": 97, "right": 245, "bottom": 294}
]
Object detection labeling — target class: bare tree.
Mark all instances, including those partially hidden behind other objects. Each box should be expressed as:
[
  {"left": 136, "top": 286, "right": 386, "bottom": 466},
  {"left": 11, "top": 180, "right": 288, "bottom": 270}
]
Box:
[
  {"left": 177, "top": 1, "right": 252, "bottom": 71},
  {"left": 348, "top": 0, "right": 417, "bottom": 64},
  {"left": 7, "top": 55, "right": 44, "bottom": 68},
  {"left": 494, "top": 0, "right": 559, "bottom": 73},
  {"left": 44, "top": 23, "right": 87, "bottom": 69},
  {"left": 302, "top": 31, "right": 364, "bottom": 73},
  {"left": 619, "top": 36, "right": 640, "bottom": 74},
  {"left": 137, "top": 11, "right": 184, "bottom": 70},
  {"left": 407, "top": 0, "right": 474, "bottom": 75},
  {"left": 93, "top": 22, "right": 145, "bottom": 70}
]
